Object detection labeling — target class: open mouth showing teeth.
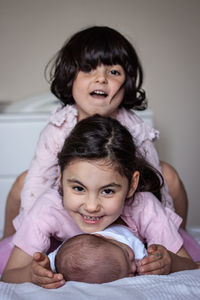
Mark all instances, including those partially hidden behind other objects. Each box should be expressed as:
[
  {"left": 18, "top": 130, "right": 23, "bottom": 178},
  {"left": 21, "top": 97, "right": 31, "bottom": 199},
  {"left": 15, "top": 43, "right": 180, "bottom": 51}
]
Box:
[
  {"left": 90, "top": 90, "right": 108, "bottom": 97},
  {"left": 83, "top": 215, "right": 102, "bottom": 221}
]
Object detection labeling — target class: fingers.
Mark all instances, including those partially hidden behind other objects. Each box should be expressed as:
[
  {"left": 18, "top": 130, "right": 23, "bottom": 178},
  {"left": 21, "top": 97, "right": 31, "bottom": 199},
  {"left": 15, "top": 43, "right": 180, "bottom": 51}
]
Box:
[
  {"left": 138, "top": 257, "right": 168, "bottom": 275},
  {"left": 33, "top": 252, "right": 51, "bottom": 270},
  {"left": 137, "top": 246, "right": 171, "bottom": 275},
  {"left": 31, "top": 252, "right": 65, "bottom": 289},
  {"left": 40, "top": 280, "right": 66, "bottom": 289},
  {"left": 33, "top": 252, "right": 48, "bottom": 262},
  {"left": 32, "top": 259, "right": 53, "bottom": 279},
  {"left": 33, "top": 252, "right": 46, "bottom": 264},
  {"left": 33, "top": 273, "right": 65, "bottom": 289},
  {"left": 147, "top": 244, "right": 158, "bottom": 254}
]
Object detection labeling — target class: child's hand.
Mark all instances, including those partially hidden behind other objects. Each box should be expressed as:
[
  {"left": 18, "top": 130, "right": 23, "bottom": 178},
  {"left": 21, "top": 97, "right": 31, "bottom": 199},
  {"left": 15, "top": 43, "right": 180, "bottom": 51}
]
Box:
[
  {"left": 137, "top": 244, "right": 172, "bottom": 275},
  {"left": 30, "top": 252, "right": 65, "bottom": 289}
]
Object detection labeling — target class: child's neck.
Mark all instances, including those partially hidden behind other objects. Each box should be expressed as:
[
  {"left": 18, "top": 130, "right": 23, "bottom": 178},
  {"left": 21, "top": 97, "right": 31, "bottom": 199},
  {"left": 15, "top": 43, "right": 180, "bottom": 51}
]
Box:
[
  {"left": 114, "top": 217, "right": 127, "bottom": 226},
  {"left": 77, "top": 109, "right": 119, "bottom": 122}
]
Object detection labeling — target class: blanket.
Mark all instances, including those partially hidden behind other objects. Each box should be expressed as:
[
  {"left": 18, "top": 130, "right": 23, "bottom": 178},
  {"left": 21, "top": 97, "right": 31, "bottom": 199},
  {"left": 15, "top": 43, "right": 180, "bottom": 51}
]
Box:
[{"left": 0, "top": 269, "right": 200, "bottom": 300}]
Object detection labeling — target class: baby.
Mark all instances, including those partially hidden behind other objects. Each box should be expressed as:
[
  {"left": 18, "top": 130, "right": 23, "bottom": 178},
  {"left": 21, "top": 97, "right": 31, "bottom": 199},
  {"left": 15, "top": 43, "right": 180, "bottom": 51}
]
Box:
[{"left": 48, "top": 225, "right": 147, "bottom": 283}]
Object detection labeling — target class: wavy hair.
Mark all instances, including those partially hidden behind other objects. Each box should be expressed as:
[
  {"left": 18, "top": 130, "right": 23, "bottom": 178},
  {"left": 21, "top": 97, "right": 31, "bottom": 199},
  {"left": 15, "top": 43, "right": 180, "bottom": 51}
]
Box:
[
  {"left": 46, "top": 26, "right": 147, "bottom": 110},
  {"left": 58, "top": 114, "right": 163, "bottom": 201}
]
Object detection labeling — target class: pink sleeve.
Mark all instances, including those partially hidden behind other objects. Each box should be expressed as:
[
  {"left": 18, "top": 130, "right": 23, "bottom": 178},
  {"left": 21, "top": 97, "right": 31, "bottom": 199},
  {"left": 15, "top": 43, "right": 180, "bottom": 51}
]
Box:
[
  {"left": 122, "top": 192, "right": 183, "bottom": 254},
  {"left": 134, "top": 193, "right": 183, "bottom": 253},
  {"left": 13, "top": 189, "right": 62, "bottom": 255},
  {"left": 12, "top": 214, "right": 52, "bottom": 256},
  {"left": 17, "top": 106, "right": 78, "bottom": 220},
  {"left": 13, "top": 189, "right": 82, "bottom": 256},
  {"left": 19, "top": 123, "right": 65, "bottom": 212},
  {"left": 138, "top": 139, "right": 174, "bottom": 210}
]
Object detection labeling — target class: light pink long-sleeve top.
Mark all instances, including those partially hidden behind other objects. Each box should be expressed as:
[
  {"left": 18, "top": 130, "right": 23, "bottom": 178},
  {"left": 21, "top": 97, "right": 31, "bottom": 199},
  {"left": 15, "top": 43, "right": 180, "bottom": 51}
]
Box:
[
  {"left": 13, "top": 105, "right": 174, "bottom": 230},
  {"left": 12, "top": 190, "right": 182, "bottom": 256}
]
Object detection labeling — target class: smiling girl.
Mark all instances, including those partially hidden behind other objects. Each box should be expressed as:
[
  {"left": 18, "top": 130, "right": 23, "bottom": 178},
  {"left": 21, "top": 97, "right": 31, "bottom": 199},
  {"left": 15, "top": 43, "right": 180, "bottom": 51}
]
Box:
[{"left": 1, "top": 115, "right": 198, "bottom": 287}]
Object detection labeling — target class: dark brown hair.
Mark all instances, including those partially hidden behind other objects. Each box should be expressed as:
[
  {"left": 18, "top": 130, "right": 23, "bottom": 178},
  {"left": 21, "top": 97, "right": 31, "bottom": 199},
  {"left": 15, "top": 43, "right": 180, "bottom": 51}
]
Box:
[
  {"left": 58, "top": 114, "right": 163, "bottom": 201},
  {"left": 46, "top": 26, "right": 147, "bottom": 110},
  {"left": 55, "top": 234, "right": 128, "bottom": 283}
]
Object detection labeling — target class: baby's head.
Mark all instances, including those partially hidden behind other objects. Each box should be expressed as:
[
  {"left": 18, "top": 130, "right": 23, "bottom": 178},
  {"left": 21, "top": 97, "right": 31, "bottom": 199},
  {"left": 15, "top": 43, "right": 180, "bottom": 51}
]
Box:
[
  {"left": 55, "top": 234, "right": 136, "bottom": 284},
  {"left": 46, "top": 26, "right": 146, "bottom": 110}
]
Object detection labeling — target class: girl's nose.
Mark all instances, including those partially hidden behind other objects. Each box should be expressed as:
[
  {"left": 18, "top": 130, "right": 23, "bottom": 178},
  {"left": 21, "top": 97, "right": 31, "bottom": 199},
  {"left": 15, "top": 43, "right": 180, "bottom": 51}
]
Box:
[
  {"left": 94, "top": 68, "right": 108, "bottom": 84},
  {"left": 84, "top": 196, "right": 100, "bottom": 213}
]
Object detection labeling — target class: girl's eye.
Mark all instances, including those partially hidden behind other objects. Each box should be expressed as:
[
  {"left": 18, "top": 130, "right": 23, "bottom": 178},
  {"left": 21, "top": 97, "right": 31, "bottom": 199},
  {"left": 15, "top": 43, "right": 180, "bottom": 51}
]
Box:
[
  {"left": 102, "top": 189, "right": 115, "bottom": 195},
  {"left": 110, "top": 69, "right": 120, "bottom": 76},
  {"left": 73, "top": 186, "right": 84, "bottom": 192}
]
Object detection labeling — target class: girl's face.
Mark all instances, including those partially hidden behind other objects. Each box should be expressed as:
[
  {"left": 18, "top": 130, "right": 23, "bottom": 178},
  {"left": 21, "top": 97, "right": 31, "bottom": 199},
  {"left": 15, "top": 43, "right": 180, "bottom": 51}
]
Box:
[
  {"left": 61, "top": 159, "right": 138, "bottom": 233},
  {"left": 72, "top": 64, "right": 126, "bottom": 121}
]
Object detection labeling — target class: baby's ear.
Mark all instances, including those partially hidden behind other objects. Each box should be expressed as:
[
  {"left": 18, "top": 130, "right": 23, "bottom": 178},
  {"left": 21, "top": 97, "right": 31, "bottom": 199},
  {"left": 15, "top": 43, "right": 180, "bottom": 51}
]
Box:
[{"left": 127, "top": 171, "right": 140, "bottom": 198}]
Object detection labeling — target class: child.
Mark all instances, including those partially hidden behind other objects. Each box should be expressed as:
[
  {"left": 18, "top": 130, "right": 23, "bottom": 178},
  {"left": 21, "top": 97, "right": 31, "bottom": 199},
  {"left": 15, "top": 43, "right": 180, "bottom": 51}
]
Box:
[
  {"left": 11, "top": 26, "right": 175, "bottom": 225},
  {"left": 2, "top": 26, "right": 187, "bottom": 241},
  {"left": 1, "top": 115, "right": 198, "bottom": 288},
  {"left": 49, "top": 224, "right": 147, "bottom": 283}
]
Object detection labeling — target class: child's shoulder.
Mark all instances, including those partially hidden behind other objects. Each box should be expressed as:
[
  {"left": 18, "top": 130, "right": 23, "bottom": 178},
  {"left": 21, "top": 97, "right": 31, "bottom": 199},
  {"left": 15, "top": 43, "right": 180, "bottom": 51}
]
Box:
[
  {"left": 123, "top": 192, "right": 182, "bottom": 228},
  {"left": 48, "top": 104, "right": 78, "bottom": 127},
  {"left": 133, "top": 191, "right": 162, "bottom": 209},
  {"left": 117, "top": 108, "right": 159, "bottom": 146},
  {"left": 123, "top": 192, "right": 167, "bottom": 219}
]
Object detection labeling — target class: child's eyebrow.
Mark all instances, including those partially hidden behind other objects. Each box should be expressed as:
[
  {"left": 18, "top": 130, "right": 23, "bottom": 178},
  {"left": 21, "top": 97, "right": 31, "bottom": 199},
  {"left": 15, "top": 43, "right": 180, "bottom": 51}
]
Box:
[
  {"left": 67, "top": 179, "right": 121, "bottom": 189},
  {"left": 67, "top": 179, "right": 86, "bottom": 188},
  {"left": 100, "top": 183, "right": 122, "bottom": 189}
]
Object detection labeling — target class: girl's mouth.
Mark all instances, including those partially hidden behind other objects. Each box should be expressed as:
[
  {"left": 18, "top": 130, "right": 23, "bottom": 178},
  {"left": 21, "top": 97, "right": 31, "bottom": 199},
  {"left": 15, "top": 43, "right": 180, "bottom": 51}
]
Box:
[
  {"left": 90, "top": 90, "right": 108, "bottom": 98},
  {"left": 81, "top": 214, "right": 103, "bottom": 224}
]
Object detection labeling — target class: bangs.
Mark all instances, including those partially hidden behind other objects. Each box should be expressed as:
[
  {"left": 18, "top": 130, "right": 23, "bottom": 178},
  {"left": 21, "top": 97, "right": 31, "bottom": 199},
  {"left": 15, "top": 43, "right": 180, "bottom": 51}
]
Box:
[{"left": 76, "top": 32, "right": 128, "bottom": 70}]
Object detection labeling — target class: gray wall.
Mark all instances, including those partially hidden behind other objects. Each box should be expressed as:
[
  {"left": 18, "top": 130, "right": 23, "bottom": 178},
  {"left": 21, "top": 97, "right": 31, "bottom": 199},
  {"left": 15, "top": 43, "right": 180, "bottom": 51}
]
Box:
[{"left": 0, "top": 0, "right": 200, "bottom": 227}]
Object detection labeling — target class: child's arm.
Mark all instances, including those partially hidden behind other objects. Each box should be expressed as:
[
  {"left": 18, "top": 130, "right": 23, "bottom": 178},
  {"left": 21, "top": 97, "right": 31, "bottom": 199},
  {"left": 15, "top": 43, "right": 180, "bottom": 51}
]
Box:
[
  {"left": 1, "top": 246, "right": 34, "bottom": 283},
  {"left": 19, "top": 106, "right": 77, "bottom": 215},
  {"left": 137, "top": 244, "right": 198, "bottom": 275},
  {"left": 1, "top": 247, "right": 65, "bottom": 288},
  {"left": 19, "top": 123, "right": 61, "bottom": 213}
]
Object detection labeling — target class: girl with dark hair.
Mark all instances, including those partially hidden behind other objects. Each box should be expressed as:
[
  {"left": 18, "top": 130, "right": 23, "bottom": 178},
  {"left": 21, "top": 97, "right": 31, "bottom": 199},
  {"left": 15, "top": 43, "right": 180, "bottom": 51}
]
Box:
[
  {"left": 16, "top": 26, "right": 173, "bottom": 220},
  {"left": 2, "top": 115, "right": 198, "bottom": 287},
  {"left": 47, "top": 26, "right": 146, "bottom": 110},
  {"left": 2, "top": 26, "right": 187, "bottom": 239}
]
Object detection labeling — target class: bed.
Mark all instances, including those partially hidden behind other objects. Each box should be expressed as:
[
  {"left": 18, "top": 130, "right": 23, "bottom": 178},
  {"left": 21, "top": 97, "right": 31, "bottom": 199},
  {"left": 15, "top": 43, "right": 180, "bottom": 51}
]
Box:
[
  {"left": 0, "top": 269, "right": 200, "bottom": 299},
  {"left": 0, "top": 93, "right": 200, "bottom": 299}
]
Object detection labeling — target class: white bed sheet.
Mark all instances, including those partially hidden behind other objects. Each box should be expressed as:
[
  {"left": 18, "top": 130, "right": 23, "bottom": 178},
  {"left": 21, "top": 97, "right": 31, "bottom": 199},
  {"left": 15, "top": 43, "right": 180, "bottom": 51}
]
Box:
[{"left": 0, "top": 270, "right": 200, "bottom": 300}]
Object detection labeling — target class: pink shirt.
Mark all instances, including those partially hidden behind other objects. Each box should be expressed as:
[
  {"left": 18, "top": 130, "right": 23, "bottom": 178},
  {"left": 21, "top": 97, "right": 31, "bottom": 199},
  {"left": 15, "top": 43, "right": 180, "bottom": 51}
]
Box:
[
  {"left": 13, "top": 189, "right": 82, "bottom": 255},
  {"left": 12, "top": 190, "right": 182, "bottom": 256},
  {"left": 13, "top": 105, "right": 173, "bottom": 230},
  {"left": 121, "top": 192, "right": 183, "bottom": 251}
]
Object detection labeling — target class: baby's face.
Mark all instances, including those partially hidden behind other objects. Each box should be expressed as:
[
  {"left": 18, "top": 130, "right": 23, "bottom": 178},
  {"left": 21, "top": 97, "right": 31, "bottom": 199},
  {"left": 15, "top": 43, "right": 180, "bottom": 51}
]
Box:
[{"left": 106, "top": 238, "right": 137, "bottom": 277}]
